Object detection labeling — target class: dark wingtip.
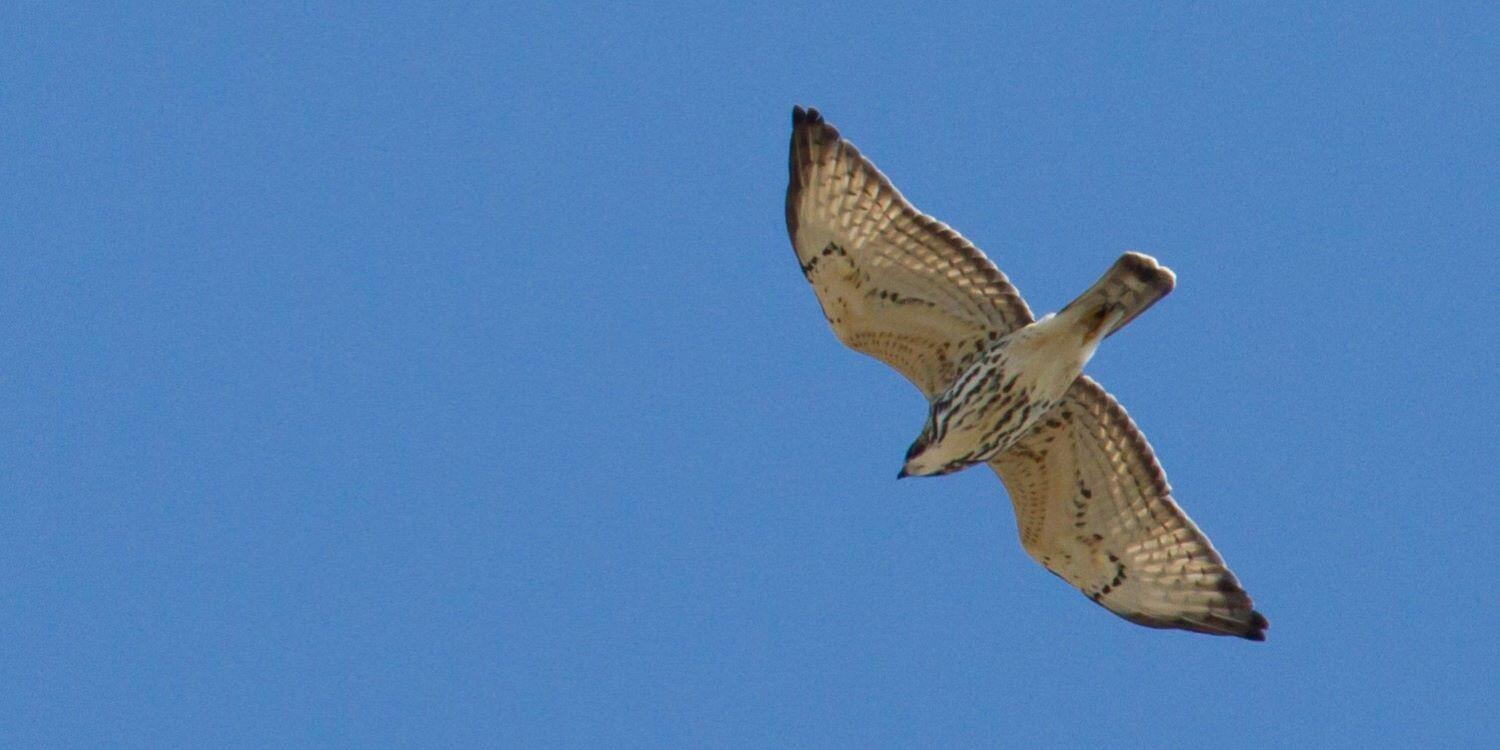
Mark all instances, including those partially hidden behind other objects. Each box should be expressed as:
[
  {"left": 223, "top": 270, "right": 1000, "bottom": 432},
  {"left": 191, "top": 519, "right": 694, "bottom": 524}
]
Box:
[
  {"left": 792, "top": 105, "right": 823, "bottom": 127},
  {"left": 1241, "top": 611, "right": 1270, "bottom": 641}
]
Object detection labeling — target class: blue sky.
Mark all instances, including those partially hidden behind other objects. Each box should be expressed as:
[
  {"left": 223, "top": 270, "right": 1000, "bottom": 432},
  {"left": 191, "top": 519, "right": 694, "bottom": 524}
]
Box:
[{"left": 3, "top": 2, "right": 1498, "bottom": 747}]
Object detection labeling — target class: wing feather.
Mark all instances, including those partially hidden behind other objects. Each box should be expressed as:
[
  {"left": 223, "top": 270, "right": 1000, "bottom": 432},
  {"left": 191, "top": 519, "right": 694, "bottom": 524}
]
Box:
[
  {"left": 786, "top": 106, "right": 1032, "bottom": 396},
  {"left": 991, "top": 376, "right": 1268, "bottom": 640}
]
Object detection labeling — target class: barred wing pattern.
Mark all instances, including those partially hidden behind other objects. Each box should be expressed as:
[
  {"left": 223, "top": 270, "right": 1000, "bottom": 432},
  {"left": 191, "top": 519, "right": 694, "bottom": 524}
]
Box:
[
  {"left": 785, "top": 106, "right": 1267, "bottom": 640},
  {"left": 991, "top": 377, "right": 1267, "bottom": 639},
  {"left": 786, "top": 107, "right": 1033, "bottom": 397}
]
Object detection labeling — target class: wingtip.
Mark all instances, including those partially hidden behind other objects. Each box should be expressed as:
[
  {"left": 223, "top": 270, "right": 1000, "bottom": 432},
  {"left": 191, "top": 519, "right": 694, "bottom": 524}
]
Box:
[
  {"left": 792, "top": 105, "right": 824, "bottom": 128},
  {"left": 1241, "top": 610, "right": 1270, "bottom": 642}
]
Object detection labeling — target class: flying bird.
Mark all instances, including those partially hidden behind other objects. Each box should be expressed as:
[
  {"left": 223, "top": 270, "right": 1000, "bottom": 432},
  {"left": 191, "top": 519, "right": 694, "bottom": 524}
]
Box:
[{"left": 785, "top": 106, "right": 1267, "bottom": 640}]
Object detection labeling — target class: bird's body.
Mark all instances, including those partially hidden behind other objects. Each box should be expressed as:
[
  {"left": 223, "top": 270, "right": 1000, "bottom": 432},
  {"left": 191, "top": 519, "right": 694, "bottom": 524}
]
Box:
[
  {"left": 903, "top": 253, "right": 1172, "bottom": 477},
  {"left": 785, "top": 106, "right": 1268, "bottom": 640}
]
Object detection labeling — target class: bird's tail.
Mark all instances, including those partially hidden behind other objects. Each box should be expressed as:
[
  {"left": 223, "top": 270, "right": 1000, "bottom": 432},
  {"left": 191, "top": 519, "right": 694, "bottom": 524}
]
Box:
[{"left": 1057, "top": 252, "right": 1176, "bottom": 339}]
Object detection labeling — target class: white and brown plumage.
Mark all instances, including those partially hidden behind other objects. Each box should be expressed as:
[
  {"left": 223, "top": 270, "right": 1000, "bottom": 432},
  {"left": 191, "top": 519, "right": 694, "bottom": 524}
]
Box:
[{"left": 785, "top": 106, "right": 1267, "bottom": 640}]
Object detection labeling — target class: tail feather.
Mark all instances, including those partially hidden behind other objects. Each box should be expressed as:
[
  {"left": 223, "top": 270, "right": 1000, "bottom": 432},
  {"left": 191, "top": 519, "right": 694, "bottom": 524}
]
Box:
[{"left": 1058, "top": 252, "right": 1176, "bottom": 338}]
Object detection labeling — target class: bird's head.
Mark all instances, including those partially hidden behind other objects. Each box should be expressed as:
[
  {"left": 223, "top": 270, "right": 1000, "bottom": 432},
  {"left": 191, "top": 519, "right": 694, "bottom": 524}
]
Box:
[{"left": 898, "top": 422, "right": 956, "bottom": 478}]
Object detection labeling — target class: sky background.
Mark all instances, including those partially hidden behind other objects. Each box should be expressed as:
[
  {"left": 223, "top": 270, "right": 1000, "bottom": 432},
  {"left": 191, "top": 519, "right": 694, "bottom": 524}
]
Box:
[{"left": 3, "top": 2, "right": 1498, "bottom": 747}]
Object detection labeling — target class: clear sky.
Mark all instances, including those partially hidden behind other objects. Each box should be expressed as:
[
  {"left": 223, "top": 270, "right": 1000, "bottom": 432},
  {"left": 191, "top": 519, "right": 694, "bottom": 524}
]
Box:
[{"left": 4, "top": 3, "right": 1498, "bottom": 747}]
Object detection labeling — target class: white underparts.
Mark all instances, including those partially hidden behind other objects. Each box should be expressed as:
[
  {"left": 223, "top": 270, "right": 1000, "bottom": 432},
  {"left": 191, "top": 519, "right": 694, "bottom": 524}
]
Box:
[{"left": 901, "top": 306, "right": 1114, "bottom": 477}]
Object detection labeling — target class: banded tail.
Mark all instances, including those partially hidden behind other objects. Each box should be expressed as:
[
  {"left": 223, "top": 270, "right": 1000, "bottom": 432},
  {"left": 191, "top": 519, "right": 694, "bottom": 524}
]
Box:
[{"left": 1057, "top": 252, "right": 1176, "bottom": 339}]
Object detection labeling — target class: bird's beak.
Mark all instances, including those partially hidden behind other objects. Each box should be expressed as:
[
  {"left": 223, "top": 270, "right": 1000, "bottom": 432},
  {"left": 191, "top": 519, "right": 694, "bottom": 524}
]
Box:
[{"left": 896, "top": 467, "right": 909, "bottom": 479}]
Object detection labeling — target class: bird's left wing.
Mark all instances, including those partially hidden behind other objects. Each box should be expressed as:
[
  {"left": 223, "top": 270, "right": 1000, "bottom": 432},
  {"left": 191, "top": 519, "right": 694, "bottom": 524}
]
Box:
[
  {"left": 786, "top": 106, "right": 1033, "bottom": 397},
  {"left": 990, "top": 376, "right": 1268, "bottom": 640}
]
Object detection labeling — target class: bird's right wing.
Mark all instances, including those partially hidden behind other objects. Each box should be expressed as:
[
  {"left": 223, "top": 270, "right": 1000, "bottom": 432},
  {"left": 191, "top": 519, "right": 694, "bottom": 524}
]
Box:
[
  {"left": 990, "top": 376, "right": 1268, "bottom": 639},
  {"left": 787, "top": 106, "right": 1033, "bottom": 397}
]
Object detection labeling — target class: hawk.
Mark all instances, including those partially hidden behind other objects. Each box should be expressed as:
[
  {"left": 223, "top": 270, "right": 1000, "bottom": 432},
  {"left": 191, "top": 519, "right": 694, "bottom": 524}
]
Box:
[{"left": 785, "top": 106, "right": 1267, "bottom": 640}]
